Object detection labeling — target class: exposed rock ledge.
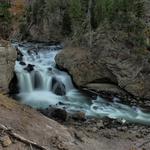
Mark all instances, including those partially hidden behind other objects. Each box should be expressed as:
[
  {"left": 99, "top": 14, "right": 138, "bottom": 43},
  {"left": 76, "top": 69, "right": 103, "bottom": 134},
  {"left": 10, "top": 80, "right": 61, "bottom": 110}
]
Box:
[
  {"left": 0, "top": 94, "right": 76, "bottom": 150},
  {"left": 84, "top": 83, "right": 126, "bottom": 95},
  {"left": 0, "top": 41, "right": 17, "bottom": 92},
  {"left": 55, "top": 47, "right": 150, "bottom": 99}
]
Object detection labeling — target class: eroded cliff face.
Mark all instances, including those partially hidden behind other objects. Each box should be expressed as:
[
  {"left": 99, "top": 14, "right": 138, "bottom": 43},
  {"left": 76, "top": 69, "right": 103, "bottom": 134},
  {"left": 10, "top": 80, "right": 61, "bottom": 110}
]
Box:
[
  {"left": 55, "top": 0, "right": 150, "bottom": 99},
  {"left": 4, "top": 0, "right": 150, "bottom": 99},
  {"left": 0, "top": 41, "right": 17, "bottom": 92},
  {"left": 55, "top": 22, "right": 150, "bottom": 100}
]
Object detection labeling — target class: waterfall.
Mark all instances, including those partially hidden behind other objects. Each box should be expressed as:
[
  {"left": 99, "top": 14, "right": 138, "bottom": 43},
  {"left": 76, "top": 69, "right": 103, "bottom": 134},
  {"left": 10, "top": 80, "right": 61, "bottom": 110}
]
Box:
[{"left": 13, "top": 42, "right": 150, "bottom": 125}]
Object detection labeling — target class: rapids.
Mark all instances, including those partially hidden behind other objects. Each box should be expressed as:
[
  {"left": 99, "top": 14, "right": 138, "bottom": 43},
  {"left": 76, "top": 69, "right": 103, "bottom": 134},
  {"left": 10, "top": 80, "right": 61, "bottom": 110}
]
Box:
[{"left": 13, "top": 43, "right": 150, "bottom": 125}]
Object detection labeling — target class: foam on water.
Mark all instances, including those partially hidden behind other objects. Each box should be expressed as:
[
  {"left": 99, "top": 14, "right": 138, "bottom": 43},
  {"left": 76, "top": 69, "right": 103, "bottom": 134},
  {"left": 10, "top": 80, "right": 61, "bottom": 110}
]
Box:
[{"left": 13, "top": 43, "right": 150, "bottom": 125}]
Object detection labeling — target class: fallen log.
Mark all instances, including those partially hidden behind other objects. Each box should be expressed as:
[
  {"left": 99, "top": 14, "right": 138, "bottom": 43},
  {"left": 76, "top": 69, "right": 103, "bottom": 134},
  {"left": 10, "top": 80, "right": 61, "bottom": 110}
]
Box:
[{"left": 0, "top": 124, "right": 48, "bottom": 150}]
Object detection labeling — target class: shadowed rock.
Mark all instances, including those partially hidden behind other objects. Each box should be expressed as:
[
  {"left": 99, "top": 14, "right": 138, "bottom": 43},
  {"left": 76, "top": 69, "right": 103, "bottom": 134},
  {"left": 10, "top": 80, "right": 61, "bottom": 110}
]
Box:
[
  {"left": 24, "top": 64, "right": 34, "bottom": 72},
  {"left": 51, "top": 77, "right": 66, "bottom": 96}
]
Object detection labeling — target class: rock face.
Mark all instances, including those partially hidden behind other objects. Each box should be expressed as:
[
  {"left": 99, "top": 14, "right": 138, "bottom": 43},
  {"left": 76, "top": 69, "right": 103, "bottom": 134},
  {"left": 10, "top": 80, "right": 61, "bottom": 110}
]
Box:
[
  {"left": 55, "top": 46, "right": 150, "bottom": 99},
  {"left": 85, "top": 83, "right": 126, "bottom": 95},
  {"left": 0, "top": 41, "right": 17, "bottom": 92},
  {"left": 0, "top": 94, "right": 76, "bottom": 150}
]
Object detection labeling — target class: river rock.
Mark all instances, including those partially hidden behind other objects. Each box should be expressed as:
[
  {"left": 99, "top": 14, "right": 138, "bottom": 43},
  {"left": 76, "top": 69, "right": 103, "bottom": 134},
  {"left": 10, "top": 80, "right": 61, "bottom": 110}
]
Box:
[
  {"left": 16, "top": 48, "right": 23, "bottom": 61},
  {"left": 19, "top": 61, "right": 26, "bottom": 66},
  {"left": 0, "top": 135, "right": 12, "bottom": 147},
  {"left": 51, "top": 108, "right": 68, "bottom": 121},
  {"left": 39, "top": 107, "right": 68, "bottom": 121},
  {"left": 0, "top": 41, "right": 17, "bottom": 92},
  {"left": 24, "top": 64, "right": 34, "bottom": 72},
  {"left": 52, "top": 77, "right": 66, "bottom": 96},
  {"left": 72, "top": 111, "right": 86, "bottom": 121}
]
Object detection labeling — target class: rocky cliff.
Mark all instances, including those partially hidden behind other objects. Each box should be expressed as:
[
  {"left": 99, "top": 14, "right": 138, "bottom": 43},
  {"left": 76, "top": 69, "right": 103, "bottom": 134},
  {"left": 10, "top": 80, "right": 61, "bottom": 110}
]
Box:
[
  {"left": 55, "top": 43, "right": 150, "bottom": 99},
  {"left": 7, "top": 0, "right": 150, "bottom": 99},
  {"left": 0, "top": 41, "right": 17, "bottom": 92},
  {"left": 55, "top": 0, "right": 150, "bottom": 99}
]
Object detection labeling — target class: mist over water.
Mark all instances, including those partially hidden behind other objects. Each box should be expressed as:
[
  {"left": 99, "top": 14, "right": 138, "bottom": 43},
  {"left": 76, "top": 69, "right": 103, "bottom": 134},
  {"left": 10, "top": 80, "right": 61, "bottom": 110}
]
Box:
[{"left": 13, "top": 43, "right": 150, "bottom": 125}]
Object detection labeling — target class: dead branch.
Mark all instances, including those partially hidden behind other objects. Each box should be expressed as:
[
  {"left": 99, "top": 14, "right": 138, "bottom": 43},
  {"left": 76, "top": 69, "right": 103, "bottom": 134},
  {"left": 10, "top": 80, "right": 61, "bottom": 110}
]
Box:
[{"left": 0, "top": 124, "right": 48, "bottom": 150}]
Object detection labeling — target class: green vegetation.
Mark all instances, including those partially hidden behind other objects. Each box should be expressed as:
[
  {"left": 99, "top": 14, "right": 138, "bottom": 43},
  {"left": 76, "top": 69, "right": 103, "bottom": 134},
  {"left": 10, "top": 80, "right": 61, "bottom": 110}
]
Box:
[
  {"left": 93, "top": 0, "right": 144, "bottom": 25},
  {"left": 66, "top": 0, "right": 146, "bottom": 47},
  {"left": 19, "top": 0, "right": 146, "bottom": 48},
  {"left": 0, "top": 1, "right": 11, "bottom": 39}
]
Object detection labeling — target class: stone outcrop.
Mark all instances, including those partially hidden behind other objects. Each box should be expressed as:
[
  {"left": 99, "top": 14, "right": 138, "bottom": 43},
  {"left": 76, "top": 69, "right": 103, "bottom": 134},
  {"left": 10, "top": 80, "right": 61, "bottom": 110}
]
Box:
[
  {"left": 0, "top": 94, "right": 76, "bottom": 150},
  {"left": 0, "top": 41, "right": 17, "bottom": 92},
  {"left": 55, "top": 44, "right": 150, "bottom": 99}
]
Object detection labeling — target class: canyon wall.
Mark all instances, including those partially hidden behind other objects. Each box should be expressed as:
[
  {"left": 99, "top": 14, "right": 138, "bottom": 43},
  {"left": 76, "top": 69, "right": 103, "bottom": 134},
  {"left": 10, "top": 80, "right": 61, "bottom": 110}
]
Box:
[{"left": 0, "top": 41, "right": 17, "bottom": 92}]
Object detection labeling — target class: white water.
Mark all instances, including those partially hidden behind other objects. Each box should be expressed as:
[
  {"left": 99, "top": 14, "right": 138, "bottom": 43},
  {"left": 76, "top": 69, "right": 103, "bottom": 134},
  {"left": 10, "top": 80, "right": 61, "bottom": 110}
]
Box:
[{"left": 14, "top": 43, "right": 150, "bottom": 125}]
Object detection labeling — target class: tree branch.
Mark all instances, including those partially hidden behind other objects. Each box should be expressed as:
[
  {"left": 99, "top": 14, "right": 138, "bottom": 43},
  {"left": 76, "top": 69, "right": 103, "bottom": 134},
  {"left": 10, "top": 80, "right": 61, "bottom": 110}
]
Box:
[{"left": 0, "top": 124, "right": 48, "bottom": 150}]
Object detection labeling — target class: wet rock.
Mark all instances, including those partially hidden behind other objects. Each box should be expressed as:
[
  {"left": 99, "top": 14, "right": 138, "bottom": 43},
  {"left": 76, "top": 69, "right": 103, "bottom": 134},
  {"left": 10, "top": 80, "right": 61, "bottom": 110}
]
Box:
[
  {"left": 57, "top": 102, "right": 65, "bottom": 105},
  {"left": 9, "top": 73, "right": 19, "bottom": 94},
  {"left": 0, "top": 135, "right": 12, "bottom": 147},
  {"left": 27, "top": 49, "right": 38, "bottom": 55},
  {"left": 16, "top": 48, "right": 23, "bottom": 61},
  {"left": 51, "top": 77, "right": 66, "bottom": 96},
  {"left": 39, "top": 107, "right": 68, "bottom": 121},
  {"left": 24, "top": 64, "right": 34, "bottom": 72},
  {"left": 72, "top": 112, "right": 86, "bottom": 121},
  {"left": 51, "top": 108, "right": 68, "bottom": 121},
  {"left": 19, "top": 61, "right": 26, "bottom": 66},
  {"left": 48, "top": 67, "right": 52, "bottom": 71},
  {"left": 34, "top": 71, "right": 43, "bottom": 89}
]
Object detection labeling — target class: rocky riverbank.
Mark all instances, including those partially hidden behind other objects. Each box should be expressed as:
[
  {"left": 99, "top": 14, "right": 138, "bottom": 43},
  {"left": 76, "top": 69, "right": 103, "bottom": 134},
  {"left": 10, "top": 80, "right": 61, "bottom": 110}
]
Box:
[
  {"left": 39, "top": 106, "right": 150, "bottom": 150},
  {"left": 0, "top": 93, "right": 150, "bottom": 150}
]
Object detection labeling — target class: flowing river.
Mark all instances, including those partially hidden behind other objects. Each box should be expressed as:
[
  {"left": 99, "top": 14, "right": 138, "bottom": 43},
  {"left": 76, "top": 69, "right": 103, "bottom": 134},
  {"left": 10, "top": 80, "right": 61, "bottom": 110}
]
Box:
[{"left": 13, "top": 42, "right": 150, "bottom": 125}]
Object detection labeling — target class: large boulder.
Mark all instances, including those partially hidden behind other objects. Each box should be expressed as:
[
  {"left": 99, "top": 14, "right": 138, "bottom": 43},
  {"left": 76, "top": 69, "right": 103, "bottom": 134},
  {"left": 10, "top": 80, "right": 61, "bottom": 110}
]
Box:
[
  {"left": 55, "top": 45, "right": 150, "bottom": 99},
  {"left": 0, "top": 41, "right": 17, "bottom": 92}
]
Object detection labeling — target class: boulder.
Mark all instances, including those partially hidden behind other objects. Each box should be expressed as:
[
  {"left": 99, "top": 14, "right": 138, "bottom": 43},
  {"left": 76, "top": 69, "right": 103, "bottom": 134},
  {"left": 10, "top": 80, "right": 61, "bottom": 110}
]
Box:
[
  {"left": 24, "top": 64, "right": 34, "bottom": 72},
  {"left": 38, "top": 107, "right": 68, "bottom": 121},
  {"left": 51, "top": 77, "right": 66, "bottom": 96},
  {"left": 0, "top": 135, "right": 12, "bottom": 147},
  {"left": 19, "top": 61, "right": 26, "bottom": 66},
  {"left": 0, "top": 41, "right": 17, "bottom": 92},
  {"left": 55, "top": 46, "right": 150, "bottom": 99},
  {"left": 16, "top": 48, "right": 23, "bottom": 61},
  {"left": 72, "top": 111, "right": 86, "bottom": 121}
]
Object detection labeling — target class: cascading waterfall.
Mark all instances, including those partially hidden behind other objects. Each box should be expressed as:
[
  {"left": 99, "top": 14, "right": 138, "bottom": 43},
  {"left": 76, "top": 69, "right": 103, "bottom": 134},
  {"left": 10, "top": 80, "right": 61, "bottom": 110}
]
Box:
[{"left": 13, "top": 42, "right": 150, "bottom": 125}]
